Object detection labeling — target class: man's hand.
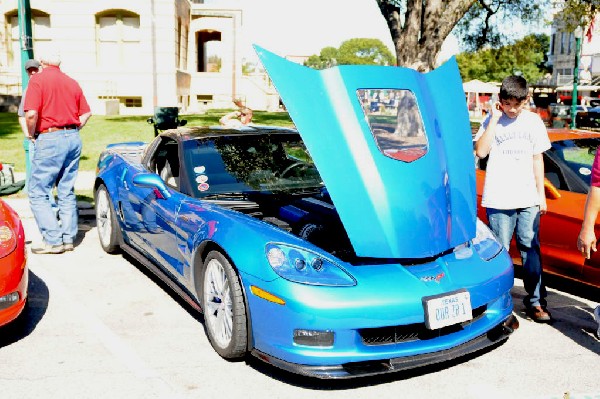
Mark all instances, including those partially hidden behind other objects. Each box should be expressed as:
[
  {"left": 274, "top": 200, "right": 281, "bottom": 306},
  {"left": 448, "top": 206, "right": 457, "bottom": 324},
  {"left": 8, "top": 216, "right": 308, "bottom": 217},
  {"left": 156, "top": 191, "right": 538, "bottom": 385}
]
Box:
[{"left": 578, "top": 229, "right": 597, "bottom": 259}]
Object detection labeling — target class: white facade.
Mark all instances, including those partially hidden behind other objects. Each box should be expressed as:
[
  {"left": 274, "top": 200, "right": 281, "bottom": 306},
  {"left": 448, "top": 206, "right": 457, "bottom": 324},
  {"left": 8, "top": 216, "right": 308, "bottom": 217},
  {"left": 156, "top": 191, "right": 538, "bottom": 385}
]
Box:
[{"left": 0, "top": 0, "right": 280, "bottom": 116}]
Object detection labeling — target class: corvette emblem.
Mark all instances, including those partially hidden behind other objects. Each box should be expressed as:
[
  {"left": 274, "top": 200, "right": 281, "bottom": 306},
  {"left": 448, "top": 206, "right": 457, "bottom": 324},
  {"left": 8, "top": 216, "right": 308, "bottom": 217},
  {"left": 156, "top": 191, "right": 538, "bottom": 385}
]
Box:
[{"left": 420, "top": 272, "right": 445, "bottom": 283}]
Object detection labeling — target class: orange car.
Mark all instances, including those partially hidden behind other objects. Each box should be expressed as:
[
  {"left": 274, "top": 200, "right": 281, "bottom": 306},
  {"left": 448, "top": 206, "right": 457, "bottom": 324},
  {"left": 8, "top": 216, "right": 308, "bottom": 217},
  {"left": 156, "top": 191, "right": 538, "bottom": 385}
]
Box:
[
  {"left": 476, "top": 128, "right": 600, "bottom": 289},
  {"left": 0, "top": 197, "right": 28, "bottom": 327}
]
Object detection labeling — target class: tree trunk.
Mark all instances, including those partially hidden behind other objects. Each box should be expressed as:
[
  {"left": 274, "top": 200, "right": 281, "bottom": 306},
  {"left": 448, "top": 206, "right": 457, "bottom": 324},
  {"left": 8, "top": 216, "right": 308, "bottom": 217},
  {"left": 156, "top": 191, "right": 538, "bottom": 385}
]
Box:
[{"left": 376, "top": 0, "right": 476, "bottom": 71}]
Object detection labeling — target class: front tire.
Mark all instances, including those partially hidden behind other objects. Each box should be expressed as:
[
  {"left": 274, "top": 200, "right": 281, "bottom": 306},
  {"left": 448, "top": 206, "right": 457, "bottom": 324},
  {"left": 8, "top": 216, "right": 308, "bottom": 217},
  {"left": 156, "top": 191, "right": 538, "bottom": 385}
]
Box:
[
  {"left": 95, "top": 184, "right": 121, "bottom": 253},
  {"left": 201, "top": 250, "right": 247, "bottom": 359}
]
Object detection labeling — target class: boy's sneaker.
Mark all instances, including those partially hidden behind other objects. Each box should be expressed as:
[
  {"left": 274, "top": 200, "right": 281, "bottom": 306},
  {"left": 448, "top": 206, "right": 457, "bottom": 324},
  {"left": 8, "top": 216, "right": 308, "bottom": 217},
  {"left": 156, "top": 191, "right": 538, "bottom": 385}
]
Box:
[
  {"left": 31, "top": 242, "right": 64, "bottom": 254},
  {"left": 593, "top": 306, "right": 600, "bottom": 339},
  {"left": 63, "top": 243, "right": 74, "bottom": 251}
]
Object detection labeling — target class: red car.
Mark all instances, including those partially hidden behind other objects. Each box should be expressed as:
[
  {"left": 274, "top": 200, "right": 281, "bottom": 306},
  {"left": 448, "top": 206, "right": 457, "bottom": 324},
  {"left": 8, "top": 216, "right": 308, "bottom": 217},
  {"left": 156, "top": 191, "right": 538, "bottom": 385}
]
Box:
[
  {"left": 476, "top": 128, "right": 600, "bottom": 289},
  {"left": 0, "top": 197, "right": 28, "bottom": 327}
]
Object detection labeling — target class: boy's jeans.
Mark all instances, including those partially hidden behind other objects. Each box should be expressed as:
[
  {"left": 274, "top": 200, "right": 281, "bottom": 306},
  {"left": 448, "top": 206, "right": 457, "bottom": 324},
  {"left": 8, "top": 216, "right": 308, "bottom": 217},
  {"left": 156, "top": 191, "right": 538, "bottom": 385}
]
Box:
[
  {"left": 28, "top": 129, "right": 82, "bottom": 246},
  {"left": 486, "top": 206, "right": 547, "bottom": 309}
]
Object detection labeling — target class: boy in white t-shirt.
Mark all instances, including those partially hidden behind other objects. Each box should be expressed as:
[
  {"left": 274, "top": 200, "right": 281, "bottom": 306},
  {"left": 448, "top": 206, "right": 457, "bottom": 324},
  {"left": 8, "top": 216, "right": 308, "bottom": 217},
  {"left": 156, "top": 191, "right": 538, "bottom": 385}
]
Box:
[{"left": 474, "top": 75, "right": 552, "bottom": 323}]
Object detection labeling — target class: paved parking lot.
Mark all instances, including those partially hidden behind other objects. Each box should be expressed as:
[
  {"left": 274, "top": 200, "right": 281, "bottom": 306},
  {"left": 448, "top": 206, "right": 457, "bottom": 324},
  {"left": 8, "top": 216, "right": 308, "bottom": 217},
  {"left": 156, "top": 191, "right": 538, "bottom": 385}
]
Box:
[{"left": 1, "top": 193, "right": 599, "bottom": 399}]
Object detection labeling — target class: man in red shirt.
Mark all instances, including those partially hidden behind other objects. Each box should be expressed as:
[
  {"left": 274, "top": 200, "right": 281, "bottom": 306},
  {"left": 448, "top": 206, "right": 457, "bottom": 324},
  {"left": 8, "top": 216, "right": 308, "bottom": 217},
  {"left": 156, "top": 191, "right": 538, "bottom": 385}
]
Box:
[{"left": 24, "top": 52, "right": 92, "bottom": 254}]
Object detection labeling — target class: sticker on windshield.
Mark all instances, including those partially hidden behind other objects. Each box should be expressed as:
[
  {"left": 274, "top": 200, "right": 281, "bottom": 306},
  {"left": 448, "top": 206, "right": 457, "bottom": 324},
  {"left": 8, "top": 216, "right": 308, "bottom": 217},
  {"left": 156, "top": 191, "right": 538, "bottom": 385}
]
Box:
[
  {"left": 198, "top": 183, "right": 209, "bottom": 191},
  {"left": 196, "top": 175, "right": 208, "bottom": 183},
  {"left": 194, "top": 166, "right": 206, "bottom": 174},
  {"left": 579, "top": 167, "right": 592, "bottom": 176}
]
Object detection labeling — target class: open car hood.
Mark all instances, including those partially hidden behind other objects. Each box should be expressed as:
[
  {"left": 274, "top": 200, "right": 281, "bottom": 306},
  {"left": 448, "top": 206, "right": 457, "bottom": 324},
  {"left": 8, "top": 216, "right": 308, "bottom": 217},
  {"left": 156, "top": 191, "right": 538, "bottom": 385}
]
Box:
[{"left": 256, "top": 46, "right": 476, "bottom": 259}]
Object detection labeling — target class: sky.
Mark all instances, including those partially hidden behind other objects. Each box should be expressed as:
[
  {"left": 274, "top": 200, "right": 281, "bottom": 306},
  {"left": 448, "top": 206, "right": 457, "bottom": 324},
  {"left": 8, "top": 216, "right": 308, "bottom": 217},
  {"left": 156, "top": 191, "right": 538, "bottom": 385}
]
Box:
[
  {"left": 231, "top": 0, "right": 551, "bottom": 65},
  {"left": 232, "top": 0, "right": 463, "bottom": 66},
  {"left": 235, "top": 0, "right": 398, "bottom": 61}
]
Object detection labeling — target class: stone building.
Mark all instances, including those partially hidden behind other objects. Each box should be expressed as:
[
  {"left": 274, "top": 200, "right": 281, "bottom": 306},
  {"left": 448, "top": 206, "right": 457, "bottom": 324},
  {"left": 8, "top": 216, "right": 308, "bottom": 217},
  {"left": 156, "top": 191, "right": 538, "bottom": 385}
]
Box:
[
  {"left": 548, "top": 14, "right": 600, "bottom": 92},
  {"left": 0, "top": 0, "right": 280, "bottom": 116}
]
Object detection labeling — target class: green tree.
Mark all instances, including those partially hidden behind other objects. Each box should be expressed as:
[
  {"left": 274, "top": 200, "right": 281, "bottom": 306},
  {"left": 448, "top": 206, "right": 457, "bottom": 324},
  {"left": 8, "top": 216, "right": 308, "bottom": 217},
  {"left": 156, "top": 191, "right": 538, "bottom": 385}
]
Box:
[
  {"left": 456, "top": 34, "right": 551, "bottom": 83},
  {"left": 374, "top": 0, "right": 587, "bottom": 71},
  {"left": 304, "top": 46, "right": 339, "bottom": 69},
  {"left": 454, "top": 0, "right": 549, "bottom": 51},
  {"left": 305, "top": 39, "right": 394, "bottom": 69},
  {"left": 337, "top": 38, "right": 395, "bottom": 66}
]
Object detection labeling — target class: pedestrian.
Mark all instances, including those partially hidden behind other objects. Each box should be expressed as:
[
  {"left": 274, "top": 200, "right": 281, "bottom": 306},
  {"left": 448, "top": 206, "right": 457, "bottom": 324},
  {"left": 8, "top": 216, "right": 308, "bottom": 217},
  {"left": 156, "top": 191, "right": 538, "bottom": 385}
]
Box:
[
  {"left": 576, "top": 149, "right": 600, "bottom": 338},
  {"left": 18, "top": 59, "right": 59, "bottom": 211},
  {"left": 474, "top": 75, "right": 552, "bottom": 323},
  {"left": 219, "top": 103, "right": 253, "bottom": 127},
  {"left": 18, "top": 59, "right": 41, "bottom": 143},
  {"left": 23, "top": 51, "right": 92, "bottom": 254}
]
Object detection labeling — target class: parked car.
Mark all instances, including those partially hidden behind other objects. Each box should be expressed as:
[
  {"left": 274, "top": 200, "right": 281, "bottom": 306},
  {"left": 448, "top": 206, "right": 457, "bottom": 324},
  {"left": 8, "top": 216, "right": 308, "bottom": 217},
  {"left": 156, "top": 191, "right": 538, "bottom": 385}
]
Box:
[
  {"left": 476, "top": 129, "right": 600, "bottom": 289},
  {"left": 94, "top": 47, "right": 516, "bottom": 379},
  {"left": 576, "top": 106, "right": 600, "bottom": 130},
  {"left": 0, "top": 196, "right": 28, "bottom": 328}
]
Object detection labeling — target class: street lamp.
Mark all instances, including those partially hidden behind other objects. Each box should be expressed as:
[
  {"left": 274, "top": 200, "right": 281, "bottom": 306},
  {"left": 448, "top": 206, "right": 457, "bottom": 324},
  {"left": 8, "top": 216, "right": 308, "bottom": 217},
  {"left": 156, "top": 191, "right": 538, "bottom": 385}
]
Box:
[{"left": 571, "top": 26, "right": 583, "bottom": 129}]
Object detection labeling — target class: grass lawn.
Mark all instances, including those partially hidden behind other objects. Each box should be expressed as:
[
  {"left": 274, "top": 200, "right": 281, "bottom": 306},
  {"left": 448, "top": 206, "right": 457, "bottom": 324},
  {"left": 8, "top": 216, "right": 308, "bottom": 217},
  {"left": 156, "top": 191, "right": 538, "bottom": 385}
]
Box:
[{"left": 0, "top": 109, "right": 294, "bottom": 174}]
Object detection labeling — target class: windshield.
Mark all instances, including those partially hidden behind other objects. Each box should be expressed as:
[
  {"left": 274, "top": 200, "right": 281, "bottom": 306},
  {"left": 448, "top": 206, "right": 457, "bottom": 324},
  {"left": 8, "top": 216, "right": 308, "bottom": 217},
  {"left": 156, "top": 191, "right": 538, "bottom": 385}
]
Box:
[
  {"left": 548, "top": 138, "right": 600, "bottom": 186},
  {"left": 182, "top": 133, "right": 323, "bottom": 198}
]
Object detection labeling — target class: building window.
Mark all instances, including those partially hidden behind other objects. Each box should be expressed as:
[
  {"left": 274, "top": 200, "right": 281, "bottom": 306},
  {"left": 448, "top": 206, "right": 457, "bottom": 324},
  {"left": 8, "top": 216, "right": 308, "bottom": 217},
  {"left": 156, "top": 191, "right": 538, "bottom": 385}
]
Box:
[
  {"left": 560, "top": 32, "right": 565, "bottom": 54},
  {"left": 196, "top": 30, "right": 221, "bottom": 72},
  {"left": 98, "top": 96, "right": 142, "bottom": 108},
  {"left": 8, "top": 11, "right": 51, "bottom": 68},
  {"left": 568, "top": 32, "right": 573, "bottom": 55},
  {"left": 175, "top": 19, "right": 188, "bottom": 70},
  {"left": 96, "top": 10, "right": 140, "bottom": 68}
]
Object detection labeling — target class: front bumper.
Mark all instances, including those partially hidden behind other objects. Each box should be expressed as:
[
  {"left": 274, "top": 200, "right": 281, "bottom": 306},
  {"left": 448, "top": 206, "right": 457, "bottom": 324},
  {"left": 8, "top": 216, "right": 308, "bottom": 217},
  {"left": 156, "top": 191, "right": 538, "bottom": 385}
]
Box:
[{"left": 252, "top": 314, "right": 518, "bottom": 379}]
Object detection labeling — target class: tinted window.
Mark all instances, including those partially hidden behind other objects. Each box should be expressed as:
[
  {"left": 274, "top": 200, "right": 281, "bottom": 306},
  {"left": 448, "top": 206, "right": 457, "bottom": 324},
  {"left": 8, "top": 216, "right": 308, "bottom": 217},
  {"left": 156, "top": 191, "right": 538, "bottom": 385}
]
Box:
[
  {"left": 182, "top": 134, "right": 323, "bottom": 198},
  {"left": 357, "top": 88, "right": 428, "bottom": 162},
  {"left": 549, "top": 138, "right": 600, "bottom": 186}
]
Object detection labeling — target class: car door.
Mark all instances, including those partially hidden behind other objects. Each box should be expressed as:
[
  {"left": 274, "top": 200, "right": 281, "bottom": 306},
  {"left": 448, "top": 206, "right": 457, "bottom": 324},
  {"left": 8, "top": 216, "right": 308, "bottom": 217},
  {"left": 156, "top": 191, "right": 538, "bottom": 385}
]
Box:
[
  {"left": 543, "top": 147, "right": 600, "bottom": 288},
  {"left": 125, "top": 137, "right": 185, "bottom": 276}
]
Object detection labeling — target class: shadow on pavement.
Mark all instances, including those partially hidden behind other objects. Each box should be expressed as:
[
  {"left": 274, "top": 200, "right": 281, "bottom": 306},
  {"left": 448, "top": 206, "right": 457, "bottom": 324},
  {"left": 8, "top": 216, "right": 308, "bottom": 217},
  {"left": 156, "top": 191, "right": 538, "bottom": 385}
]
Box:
[
  {"left": 510, "top": 274, "right": 600, "bottom": 357},
  {"left": 0, "top": 271, "right": 49, "bottom": 347}
]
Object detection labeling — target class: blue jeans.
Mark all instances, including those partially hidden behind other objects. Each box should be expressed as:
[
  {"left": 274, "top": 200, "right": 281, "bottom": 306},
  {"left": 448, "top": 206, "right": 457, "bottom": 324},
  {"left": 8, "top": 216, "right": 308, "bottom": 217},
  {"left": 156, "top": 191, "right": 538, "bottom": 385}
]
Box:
[
  {"left": 27, "top": 139, "right": 58, "bottom": 209},
  {"left": 28, "top": 129, "right": 82, "bottom": 246},
  {"left": 486, "top": 206, "right": 547, "bottom": 308}
]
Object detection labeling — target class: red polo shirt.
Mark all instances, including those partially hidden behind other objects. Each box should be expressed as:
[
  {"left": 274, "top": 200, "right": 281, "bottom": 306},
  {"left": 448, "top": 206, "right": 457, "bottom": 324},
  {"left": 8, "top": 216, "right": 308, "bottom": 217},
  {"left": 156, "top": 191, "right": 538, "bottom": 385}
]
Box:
[{"left": 23, "top": 65, "right": 90, "bottom": 133}]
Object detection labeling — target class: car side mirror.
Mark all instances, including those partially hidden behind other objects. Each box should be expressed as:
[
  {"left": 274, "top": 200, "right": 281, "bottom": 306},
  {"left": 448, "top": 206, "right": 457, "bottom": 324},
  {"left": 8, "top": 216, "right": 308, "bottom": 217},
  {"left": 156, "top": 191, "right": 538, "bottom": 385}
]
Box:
[
  {"left": 132, "top": 173, "right": 171, "bottom": 199},
  {"left": 179, "top": 119, "right": 187, "bottom": 127},
  {"left": 544, "top": 178, "right": 561, "bottom": 199},
  {"left": 147, "top": 117, "right": 154, "bottom": 125}
]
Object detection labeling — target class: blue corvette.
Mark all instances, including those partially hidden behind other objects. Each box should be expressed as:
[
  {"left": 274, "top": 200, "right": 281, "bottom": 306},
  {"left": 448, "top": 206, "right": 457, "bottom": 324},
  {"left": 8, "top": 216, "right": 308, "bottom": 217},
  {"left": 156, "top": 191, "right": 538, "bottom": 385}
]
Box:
[{"left": 94, "top": 47, "right": 516, "bottom": 379}]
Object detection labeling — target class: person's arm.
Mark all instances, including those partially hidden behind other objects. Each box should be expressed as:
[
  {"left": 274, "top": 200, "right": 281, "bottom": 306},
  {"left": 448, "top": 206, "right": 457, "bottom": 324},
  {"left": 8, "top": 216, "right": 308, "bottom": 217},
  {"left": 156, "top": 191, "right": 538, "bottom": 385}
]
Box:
[
  {"left": 18, "top": 116, "right": 30, "bottom": 138},
  {"left": 25, "top": 110, "right": 38, "bottom": 139},
  {"left": 474, "top": 101, "right": 502, "bottom": 158},
  {"left": 578, "top": 185, "right": 600, "bottom": 259},
  {"left": 533, "top": 153, "right": 546, "bottom": 214},
  {"left": 219, "top": 110, "right": 241, "bottom": 126},
  {"left": 79, "top": 111, "right": 92, "bottom": 129}
]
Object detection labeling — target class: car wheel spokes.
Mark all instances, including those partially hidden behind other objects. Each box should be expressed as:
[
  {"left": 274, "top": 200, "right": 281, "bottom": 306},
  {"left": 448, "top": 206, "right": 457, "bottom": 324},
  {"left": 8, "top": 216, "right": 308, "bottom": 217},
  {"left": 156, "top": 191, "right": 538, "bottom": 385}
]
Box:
[
  {"left": 96, "top": 190, "right": 111, "bottom": 246},
  {"left": 205, "top": 259, "right": 233, "bottom": 348}
]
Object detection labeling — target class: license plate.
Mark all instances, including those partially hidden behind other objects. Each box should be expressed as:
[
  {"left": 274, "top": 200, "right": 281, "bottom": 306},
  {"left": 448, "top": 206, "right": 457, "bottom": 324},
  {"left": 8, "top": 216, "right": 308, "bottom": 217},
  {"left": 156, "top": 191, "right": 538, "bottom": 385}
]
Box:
[{"left": 423, "top": 290, "right": 472, "bottom": 330}]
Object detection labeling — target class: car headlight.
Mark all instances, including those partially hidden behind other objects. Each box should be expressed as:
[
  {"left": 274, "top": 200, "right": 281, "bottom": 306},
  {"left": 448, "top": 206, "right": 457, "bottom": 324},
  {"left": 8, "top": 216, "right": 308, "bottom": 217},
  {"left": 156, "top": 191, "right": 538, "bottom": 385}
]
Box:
[
  {"left": 471, "top": 218, "right": 504, "bottom": 261},
  {"left": 265, "top": 243, "right": 356, "bottom": 286},
  {"left": 0, "top": 224, "right": 17, "bottom": 258}
]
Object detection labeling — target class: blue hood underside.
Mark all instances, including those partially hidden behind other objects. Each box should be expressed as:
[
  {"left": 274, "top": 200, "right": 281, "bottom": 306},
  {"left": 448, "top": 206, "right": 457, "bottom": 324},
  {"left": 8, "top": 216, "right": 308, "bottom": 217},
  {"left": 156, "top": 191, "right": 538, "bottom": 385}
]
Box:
[{"left": 256, "top": 46, "right": 476, "bottom": 259}]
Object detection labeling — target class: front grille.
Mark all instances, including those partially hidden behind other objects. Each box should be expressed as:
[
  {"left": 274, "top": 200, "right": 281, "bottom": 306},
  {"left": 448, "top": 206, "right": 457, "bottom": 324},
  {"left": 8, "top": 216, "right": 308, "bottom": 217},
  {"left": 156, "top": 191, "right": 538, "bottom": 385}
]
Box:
[{"left": 359, "top": 305, "right": 487, "bottom": 345}]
